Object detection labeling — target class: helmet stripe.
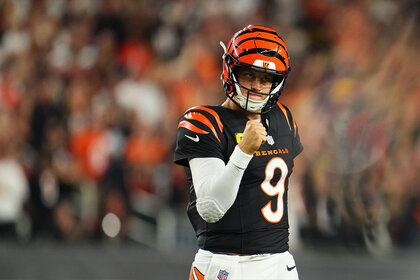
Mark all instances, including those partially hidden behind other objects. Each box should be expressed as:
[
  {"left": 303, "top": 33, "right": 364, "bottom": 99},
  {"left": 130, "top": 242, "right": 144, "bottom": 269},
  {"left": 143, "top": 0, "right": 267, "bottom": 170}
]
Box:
[
  {"left": 233, "top": 27, "right": 279, "bottom": 42},
  {"left": 228, "top": 28, "right": 286, "bottom": 53},
  {"left": 236, "top": 48, "right": 288, "bottom": 70},
  {"left": 233, "top": 37, "right": 288, "bottom": 57}
]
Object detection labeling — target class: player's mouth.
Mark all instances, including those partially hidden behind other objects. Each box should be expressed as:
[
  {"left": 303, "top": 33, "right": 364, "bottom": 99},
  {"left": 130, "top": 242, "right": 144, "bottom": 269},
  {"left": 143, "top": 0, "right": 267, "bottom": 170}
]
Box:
[{"left": 248, "top": 92, "right": 266, "bottom": 101}]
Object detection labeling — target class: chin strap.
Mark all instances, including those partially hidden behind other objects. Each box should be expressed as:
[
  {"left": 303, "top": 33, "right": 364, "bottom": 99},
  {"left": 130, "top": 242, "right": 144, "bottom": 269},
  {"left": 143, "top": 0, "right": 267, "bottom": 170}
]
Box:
[{"left": 261, "top": 113, "right": 269, "bottom": 130}]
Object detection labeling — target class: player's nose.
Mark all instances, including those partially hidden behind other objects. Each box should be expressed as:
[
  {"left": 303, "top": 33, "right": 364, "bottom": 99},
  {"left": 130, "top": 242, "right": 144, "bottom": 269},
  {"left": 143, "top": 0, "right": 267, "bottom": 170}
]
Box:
[{"left": 251, "top": 78, "right": 264, "bottom": 91}]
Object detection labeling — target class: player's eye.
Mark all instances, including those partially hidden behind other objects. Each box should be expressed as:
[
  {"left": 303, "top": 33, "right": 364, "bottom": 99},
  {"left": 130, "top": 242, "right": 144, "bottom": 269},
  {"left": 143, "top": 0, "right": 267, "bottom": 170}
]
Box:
[
  {"left": 261, "top": 76, "right": 273, "bottom": 84},
  {"left": 241, "top": 71, "right": 254, "bottom": 80}
]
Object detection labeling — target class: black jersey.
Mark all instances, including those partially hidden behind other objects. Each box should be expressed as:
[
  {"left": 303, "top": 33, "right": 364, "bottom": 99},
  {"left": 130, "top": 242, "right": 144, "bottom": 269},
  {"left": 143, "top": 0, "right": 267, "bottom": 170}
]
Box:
[{"left": 174, "top": 104, "right": 303, "bottom": 254}]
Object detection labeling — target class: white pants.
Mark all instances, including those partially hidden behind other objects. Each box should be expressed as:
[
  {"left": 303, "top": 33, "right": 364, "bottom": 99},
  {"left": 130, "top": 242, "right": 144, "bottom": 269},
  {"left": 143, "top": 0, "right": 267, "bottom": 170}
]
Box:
[{"left": 189, "top": 249, "right": 299, "bottom": 280}]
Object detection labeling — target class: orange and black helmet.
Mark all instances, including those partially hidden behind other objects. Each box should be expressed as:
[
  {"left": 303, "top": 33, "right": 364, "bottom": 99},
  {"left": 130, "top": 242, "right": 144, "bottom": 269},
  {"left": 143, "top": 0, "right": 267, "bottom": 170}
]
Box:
[{"left": 220, "top": 25, "right": 290, "bottom": 114}]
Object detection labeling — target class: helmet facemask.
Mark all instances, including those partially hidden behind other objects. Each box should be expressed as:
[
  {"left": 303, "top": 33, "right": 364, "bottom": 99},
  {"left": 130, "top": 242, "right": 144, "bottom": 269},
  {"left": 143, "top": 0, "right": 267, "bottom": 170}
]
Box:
[{"left": 230, "top": 64, "right": 285, "bottom": 114}]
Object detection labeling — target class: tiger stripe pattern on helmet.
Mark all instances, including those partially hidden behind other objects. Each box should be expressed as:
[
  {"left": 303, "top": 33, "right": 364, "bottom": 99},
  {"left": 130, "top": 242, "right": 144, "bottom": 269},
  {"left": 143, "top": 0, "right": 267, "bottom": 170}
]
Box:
[{"left": 226, "top": 26, "right": 289, "bottom": 72}]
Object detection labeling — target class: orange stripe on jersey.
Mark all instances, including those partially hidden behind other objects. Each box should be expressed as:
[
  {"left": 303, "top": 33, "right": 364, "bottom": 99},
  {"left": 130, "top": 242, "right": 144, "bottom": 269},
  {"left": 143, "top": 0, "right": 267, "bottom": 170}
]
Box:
[
  {"left": 277, "top": 103, "right": 291, "bottom": 131},
  {"left": 185, "top": 112, "right": 221, "bottom": 142},
  {"left": 192, "top": 106, "right": 223, "bottom": 132},
  {"left": 178, "top": 120, "right": 209, "bottom": 135},
  {"left": 293, "top": 119, "right": 297, "bottom": 137}
]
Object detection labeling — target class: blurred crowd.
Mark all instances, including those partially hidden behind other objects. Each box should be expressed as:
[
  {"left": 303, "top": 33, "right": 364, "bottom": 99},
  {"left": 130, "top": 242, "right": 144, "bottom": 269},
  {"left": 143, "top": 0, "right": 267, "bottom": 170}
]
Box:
[{"left": 0, "top": 0, "right": 418, "bottom": 252}]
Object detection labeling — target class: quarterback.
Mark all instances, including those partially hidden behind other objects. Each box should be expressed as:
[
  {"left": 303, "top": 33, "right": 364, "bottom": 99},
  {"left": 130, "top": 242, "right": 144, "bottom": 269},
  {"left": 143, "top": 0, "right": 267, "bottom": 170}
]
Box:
[{"left": 174, "top": 25, "right": 303, "bottom": 280}]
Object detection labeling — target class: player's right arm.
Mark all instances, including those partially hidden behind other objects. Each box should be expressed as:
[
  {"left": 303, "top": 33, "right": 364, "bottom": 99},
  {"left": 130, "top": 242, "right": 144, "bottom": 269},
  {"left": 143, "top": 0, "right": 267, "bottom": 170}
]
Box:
[
  {"left": 189, "top": 146, "right": 251, "bottom": 223},
  {"left": 189, "top": 120, "right": 266, "bottom": 223}
]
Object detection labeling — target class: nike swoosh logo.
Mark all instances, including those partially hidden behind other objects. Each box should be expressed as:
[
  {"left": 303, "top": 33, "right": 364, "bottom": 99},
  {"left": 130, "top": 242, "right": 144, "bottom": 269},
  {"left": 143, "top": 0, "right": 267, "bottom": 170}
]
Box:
[
  {"left": 287, "top": 265, "right": 296, "bottom": 271},
  {"left": 185, "top": 134, "right": 200, "bottom": 142}
]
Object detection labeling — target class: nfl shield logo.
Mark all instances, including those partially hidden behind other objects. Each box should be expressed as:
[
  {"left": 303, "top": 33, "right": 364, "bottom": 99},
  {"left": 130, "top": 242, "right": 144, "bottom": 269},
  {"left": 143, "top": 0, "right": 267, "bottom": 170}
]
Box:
[
  {"left": 217, "top": 269, "right": 229, "bottom": 280},
  {"left": 267, "top": 135, "right": 275, "bottom": 145}
]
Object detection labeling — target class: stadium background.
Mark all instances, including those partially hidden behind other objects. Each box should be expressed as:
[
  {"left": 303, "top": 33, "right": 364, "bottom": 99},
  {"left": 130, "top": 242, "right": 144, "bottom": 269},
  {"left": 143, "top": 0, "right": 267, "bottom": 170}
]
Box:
[{"left": 0, "top": 0, "right": 419, "bottom": 279}]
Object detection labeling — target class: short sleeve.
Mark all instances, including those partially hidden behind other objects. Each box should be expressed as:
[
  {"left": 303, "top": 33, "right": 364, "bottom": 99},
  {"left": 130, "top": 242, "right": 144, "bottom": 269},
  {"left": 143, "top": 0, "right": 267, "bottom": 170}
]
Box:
[
  {"left": 277, "top": 103, "right": 303, "bottom": 159},
  {"left": 174, "top": 106, "right": 225, "bottom": 166}
]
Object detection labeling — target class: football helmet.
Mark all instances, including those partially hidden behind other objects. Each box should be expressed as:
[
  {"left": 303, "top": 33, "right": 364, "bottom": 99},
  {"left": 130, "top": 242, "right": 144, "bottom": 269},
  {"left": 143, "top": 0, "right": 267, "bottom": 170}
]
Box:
[{"left": 220, "top": 25, "right": 290, "bottom": 114}]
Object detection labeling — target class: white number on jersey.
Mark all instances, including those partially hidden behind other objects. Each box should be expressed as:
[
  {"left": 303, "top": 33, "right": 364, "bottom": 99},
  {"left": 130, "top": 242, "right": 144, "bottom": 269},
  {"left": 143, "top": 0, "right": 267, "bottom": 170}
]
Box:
[{"left": 260, "top": 157, "right": 288, "bottom": 223}]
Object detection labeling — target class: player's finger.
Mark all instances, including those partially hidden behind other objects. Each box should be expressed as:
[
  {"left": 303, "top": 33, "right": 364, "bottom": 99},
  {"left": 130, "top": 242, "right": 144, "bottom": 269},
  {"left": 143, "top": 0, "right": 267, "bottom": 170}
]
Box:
[{"left": 261, "top": 134, "right": 267, "bottom": 144}]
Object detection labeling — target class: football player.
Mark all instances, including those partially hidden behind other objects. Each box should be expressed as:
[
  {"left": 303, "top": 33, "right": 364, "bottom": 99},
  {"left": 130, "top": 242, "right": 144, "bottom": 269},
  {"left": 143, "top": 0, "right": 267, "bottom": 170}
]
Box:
[{"left": 174, "top": 25, "right": 303, "bottom": 280}]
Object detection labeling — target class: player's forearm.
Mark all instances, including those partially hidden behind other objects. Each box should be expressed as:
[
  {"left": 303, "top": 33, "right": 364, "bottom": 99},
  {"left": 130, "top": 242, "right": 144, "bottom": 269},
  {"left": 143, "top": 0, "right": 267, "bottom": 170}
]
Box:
[{"left": 189, "top": 145, "right": 253, "bottom": 223}]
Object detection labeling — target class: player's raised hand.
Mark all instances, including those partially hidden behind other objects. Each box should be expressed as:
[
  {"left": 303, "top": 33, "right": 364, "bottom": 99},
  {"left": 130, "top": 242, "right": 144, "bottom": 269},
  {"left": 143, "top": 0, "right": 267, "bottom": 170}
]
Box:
[{"left": 238, "top": 120, "right": 267, "bottom": 155}]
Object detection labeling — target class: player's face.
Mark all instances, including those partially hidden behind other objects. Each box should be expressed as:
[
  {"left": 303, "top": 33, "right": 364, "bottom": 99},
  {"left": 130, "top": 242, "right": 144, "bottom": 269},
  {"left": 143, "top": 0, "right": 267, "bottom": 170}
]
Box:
[{"left": 236, "top": 68, "right": 274, "bottom": 100}]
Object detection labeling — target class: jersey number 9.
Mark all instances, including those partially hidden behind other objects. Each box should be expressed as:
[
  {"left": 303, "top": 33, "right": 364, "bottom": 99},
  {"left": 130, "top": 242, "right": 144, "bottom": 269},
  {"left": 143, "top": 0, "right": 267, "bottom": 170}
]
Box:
[{"left": 260, "top": 157, "right": 288, "bottom": 223}]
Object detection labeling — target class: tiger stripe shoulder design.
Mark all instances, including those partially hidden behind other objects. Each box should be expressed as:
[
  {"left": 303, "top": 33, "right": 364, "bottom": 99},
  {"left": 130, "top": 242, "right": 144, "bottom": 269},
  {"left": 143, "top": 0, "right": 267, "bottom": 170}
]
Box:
[
  {"left": 174, "top": 105, "right": 226, "bottom": 167},
  {"left": 177, "top": 106, "right": 224, "bottom": 142}
]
